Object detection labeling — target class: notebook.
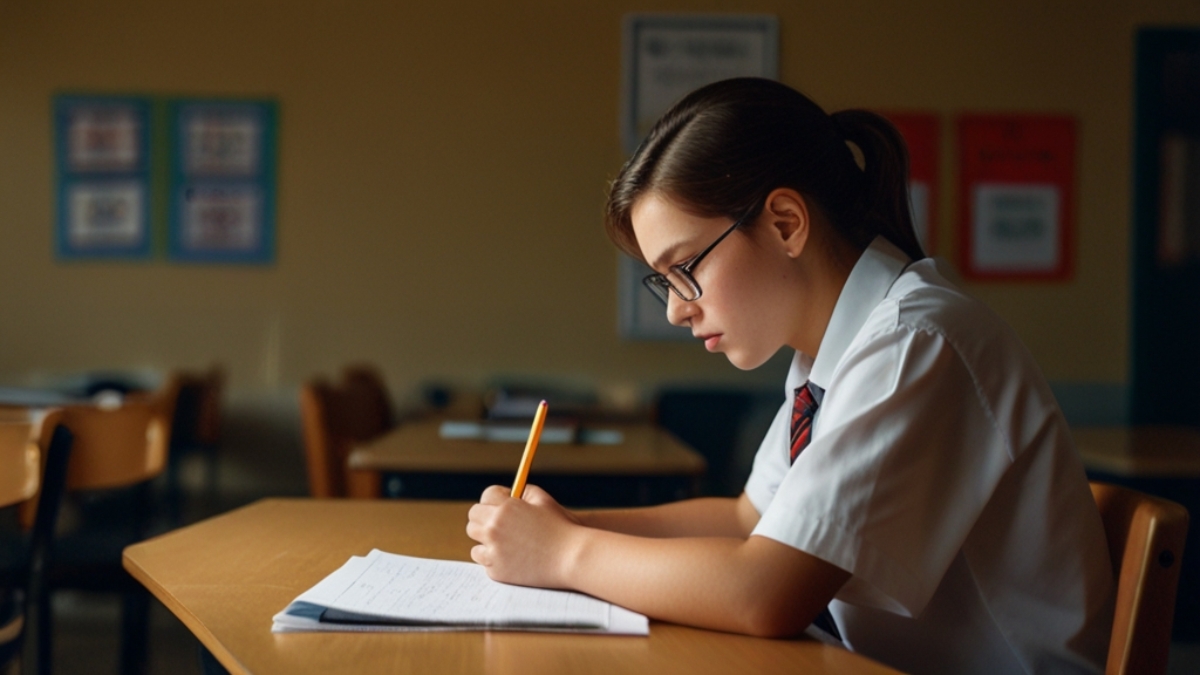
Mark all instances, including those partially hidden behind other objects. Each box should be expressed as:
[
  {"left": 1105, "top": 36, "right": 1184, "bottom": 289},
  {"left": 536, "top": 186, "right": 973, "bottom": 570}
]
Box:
[{"left": 272, "top": 549, "right": 649, "bottom": 635}]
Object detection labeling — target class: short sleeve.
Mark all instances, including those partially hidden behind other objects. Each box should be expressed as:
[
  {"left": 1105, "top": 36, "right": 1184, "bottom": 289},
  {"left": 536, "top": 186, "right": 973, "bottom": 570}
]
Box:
[
  {"left": 751, "top": 323, "right": 1012, "bottom": 618},
  {"left": 742, "top": 398, "right": 792, "bottom": 516}
]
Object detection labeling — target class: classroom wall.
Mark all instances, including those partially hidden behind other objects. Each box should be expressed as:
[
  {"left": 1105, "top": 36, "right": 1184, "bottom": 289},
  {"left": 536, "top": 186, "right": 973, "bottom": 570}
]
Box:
[{"left": 2, "top": 0, "right": 1198, "bottom": 411}]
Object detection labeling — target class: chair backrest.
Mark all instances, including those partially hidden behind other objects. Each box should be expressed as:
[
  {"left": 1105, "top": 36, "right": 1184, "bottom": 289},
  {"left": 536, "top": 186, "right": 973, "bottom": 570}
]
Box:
[
  {"left": 60, "top": 402, "right": 169, "bottom": 491},
  {"left": 340, "top": 364, "right": 394, "bottom": 438},
  {"left": 1090, "top": 481, "right": 1190, "bottom": 675},
  {"left": 169, "top": 366, "right": 225, "bottom": 449},
  {"left": 300, "top": 375, "right": 386, "bottom": 499},
  {"left": 300, "top": 380, "right": 344, "bottom": 499},
  {"left": 0, "top": 418, "right": 38, "bottom": 510},
  {"left": 194, "top": 365, "right": 224, "bottom": 446}
]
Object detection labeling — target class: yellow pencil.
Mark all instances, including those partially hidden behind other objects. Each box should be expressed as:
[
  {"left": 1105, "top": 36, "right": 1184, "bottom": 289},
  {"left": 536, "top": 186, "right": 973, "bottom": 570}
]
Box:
[{"left": 511, "top": 400, "right": 548, "bottom": 499}]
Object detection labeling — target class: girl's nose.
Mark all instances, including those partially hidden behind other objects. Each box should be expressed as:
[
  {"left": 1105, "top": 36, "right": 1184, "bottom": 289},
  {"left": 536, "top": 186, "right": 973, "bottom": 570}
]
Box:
[{"left": 665, "top": 293, "right": 698, "bottom": 327}]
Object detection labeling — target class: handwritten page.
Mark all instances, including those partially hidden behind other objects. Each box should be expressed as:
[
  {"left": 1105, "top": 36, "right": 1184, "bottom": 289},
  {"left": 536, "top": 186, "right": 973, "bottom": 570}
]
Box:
[{"left": 272, "top": 550, "right": 648, "bottom": 635}]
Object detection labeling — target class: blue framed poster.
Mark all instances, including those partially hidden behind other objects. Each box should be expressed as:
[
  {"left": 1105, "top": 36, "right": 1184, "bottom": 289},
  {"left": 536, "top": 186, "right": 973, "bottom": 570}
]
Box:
[
  {"left": 168, "top": 99, "right": 277, "bottom": 264},
  {"left": 54, "top": 95, "right": 153, "bottom": 260}
]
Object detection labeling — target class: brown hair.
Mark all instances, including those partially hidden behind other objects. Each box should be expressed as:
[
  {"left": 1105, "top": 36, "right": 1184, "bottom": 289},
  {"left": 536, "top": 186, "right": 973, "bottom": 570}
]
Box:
[{"left": 604, "top": 78, "right": 925, "bottom": 263}]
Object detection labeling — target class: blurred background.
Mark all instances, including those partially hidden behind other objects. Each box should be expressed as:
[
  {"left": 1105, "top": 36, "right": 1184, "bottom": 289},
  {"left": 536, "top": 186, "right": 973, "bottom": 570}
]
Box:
[{"left": 3, "top": 0, "right": 1200, "bottom": 673}]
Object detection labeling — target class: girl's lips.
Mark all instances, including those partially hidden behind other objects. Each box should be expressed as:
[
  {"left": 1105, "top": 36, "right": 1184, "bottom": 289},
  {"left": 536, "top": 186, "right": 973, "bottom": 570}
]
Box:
[{"left": 703, "top": 335, "right": 721, "bottom": 351}]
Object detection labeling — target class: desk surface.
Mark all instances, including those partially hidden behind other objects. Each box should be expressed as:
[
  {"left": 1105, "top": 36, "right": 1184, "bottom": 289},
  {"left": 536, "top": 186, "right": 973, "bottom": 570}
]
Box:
[
  {"left": 348, "top": 421, "right": 706, "bottom": 476},
  {"left": 1073, "top": 426, "right": 1200, "bottom": 477},
  {"left": 124, "top": 499, "right": 899, "bottom": 675}
]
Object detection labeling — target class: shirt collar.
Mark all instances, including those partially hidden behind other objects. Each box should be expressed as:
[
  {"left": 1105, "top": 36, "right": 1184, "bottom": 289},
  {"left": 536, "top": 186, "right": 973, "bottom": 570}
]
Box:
[{"left": 807, "top": 236, "right": 911, "bottom": 390}]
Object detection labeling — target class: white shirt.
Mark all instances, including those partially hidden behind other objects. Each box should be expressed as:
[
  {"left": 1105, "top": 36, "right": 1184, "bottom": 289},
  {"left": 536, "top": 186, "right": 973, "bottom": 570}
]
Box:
[{"left": 744, "top": 237, "right": 1113, "bottom": 675}]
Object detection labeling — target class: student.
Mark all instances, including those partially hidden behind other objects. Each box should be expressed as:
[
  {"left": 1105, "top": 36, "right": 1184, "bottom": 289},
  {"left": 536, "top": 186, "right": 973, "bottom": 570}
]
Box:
[{"left": 466, "top": 78, "right": 1114, "bottom": 675}]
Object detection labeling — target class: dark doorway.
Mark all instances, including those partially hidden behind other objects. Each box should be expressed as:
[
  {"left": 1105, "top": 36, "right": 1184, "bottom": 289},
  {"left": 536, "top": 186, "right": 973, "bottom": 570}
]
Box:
[{"left": 1131, "top": 29, "right": 1200, "bottom": 427}]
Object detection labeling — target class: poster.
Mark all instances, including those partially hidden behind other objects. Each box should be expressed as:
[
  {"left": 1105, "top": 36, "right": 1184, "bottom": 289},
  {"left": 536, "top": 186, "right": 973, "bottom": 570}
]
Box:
[
  {"left": 169, "top": 99, "right": 276, "bottom": 264},
  {"left": 622, "top": 14, "right": 779, "bottom": 155},
  {"left": 619, "top": 13, "right": 778, "bottom": 339},
  {"left": 55, "top": 96, "right": 152, "bottom": 259},
  {"left": 883, "top": 113, "right": 940, "bottom": 255},
  {"left": 958, "top": 115, "right": 1077, "bottom": 280}
]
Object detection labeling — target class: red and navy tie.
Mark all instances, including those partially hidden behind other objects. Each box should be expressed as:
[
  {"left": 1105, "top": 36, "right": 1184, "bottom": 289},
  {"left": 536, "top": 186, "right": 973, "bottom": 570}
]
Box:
[
  {"left": 790, "top": 383, "right": 819, "bottom": 464},
  {"left": 789, "top": 381, "right": 841, "bottom": 641}
]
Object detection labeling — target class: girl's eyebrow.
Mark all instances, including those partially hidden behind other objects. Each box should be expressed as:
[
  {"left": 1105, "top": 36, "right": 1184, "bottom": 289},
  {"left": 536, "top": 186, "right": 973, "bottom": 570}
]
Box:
[{"left": 650, "top": 240, "right": 694, "bottom": 270}]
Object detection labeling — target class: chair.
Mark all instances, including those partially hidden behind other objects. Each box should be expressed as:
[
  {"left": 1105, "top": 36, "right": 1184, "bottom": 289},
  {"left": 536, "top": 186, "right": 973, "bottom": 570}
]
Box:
[
  {"left": 0, "top": 412, "right": 72, "bottom": 675},
  {"left": 341, "top": 364, "right": 394, "bottom": 434},
  {"left": 300, "top": 368, "right": 393, "bottom": 499},
  {"left": 163, "top": 367, "right": 224, "bottom": 522},
  {"left": 42, "top": 401, "right": 171, "bottom": 675},
  {"left": 1090, "top": 481, "right": 1190, "bottom": 675}
]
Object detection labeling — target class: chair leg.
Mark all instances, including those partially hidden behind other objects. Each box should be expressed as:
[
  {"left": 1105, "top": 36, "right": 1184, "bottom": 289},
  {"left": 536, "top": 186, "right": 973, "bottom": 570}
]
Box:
[
  {"left": 119, "top": 587, "right": 150, "bottom": 675},
  {"left": 35, "top": 588, "right": 51, "bottom": 675}
]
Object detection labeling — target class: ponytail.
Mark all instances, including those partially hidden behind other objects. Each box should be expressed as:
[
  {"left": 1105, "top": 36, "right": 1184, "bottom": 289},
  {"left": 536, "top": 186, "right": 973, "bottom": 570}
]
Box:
[
  {"left": 831, "top": 110, "right": 926, "bottom": 261},
  {"left": 606, "top": 78, "right": 926, "bottom": 263}
]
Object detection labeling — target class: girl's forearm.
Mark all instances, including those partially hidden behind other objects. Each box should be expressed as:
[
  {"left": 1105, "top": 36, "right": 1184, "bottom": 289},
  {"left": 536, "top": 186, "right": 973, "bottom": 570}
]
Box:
[
  {"left": 573, "top": 493, "right": 759, "bottom": 538},
  {"left": 557, "top": 526, "right": 848, "bottom": 637}
]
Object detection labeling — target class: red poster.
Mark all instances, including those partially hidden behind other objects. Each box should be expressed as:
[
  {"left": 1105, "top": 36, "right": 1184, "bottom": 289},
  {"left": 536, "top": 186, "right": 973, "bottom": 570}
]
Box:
[
  {"left": 957, "top": 115, "right": 1077, "bottom": 281},
  {"left": 883, "top": 113, "right": 940, "bottom": 255}
]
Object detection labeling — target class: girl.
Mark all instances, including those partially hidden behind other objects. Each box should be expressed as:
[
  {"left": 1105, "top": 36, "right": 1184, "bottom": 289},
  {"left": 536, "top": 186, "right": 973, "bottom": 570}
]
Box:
[{"left": 467, "top": 78, "right": 1114, "bottom": 675}]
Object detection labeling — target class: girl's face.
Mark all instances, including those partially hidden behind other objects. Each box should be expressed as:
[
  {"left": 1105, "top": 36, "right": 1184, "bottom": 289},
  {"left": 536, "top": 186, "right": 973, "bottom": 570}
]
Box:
[{"left": 631, "top": 192, "right": 804, "bottom": 370}]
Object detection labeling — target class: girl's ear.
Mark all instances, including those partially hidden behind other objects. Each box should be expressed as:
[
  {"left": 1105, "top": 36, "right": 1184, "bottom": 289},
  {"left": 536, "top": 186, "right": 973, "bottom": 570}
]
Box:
[{"left": 764, "top": 188, "right": 811, "bottom": 259}]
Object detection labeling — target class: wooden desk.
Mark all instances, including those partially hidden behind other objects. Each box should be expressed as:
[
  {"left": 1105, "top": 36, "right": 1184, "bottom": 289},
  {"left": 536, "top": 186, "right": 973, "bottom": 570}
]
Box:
[
  {"left": 1072, "top": 426, "right": 1200, "bottom": 477},
  {"left": 123, "top": 499, "right": 900, "bottom": 675},
  {"left": 1073, "top": 426, "right": 1200, "bottom": 637},
  {"left": 348, "top": 421, "right": 707, "bottom": 505}
]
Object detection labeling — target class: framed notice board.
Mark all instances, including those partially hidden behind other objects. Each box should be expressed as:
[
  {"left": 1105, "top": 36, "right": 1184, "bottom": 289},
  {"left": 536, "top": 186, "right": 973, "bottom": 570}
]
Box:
[
  {"left": 54, "top": 95, "right": 154, "bottom": 260},
  {"left": 167, "top": 99, "right": 277, "bottom": 264}
]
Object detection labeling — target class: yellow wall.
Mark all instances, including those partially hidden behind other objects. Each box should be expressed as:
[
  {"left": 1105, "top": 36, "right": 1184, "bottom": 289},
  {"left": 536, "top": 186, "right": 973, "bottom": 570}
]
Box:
[{"left": 2, "top": 0, "right": 1198, "bottom": 402}]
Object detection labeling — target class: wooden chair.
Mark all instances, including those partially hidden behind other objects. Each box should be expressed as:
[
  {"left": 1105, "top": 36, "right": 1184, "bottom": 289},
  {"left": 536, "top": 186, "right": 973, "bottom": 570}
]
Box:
[
  {"left": 163, "top": 366, "right": 224, "bottom": 521},
  {"left": 1090, "top": 481, "right": 1190, "bottom": 675},
  {"left": 300, "top": 369, "right": 391, "bottom": 499},
  {"left": 0, "top": 412, "right": 73, "bottom": 675},
  {"left": 42, "top": 401, "right": 171, "bottom": 675},
  {"left": 341, "top": 364, "right": 394, "bottom": 435}
]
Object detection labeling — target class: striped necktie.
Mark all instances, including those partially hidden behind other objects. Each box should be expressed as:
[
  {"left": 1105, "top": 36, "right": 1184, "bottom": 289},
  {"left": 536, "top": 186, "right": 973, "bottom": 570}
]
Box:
[
  {"left": 789, "top": 381, "right": 841, "bottom": 641},
  {"left": 790, "top": 382, "right": 820, "bottom": 464}
]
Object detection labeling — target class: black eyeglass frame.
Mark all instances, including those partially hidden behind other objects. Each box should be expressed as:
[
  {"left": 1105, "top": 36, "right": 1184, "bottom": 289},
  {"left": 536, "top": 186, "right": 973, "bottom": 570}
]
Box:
[{"left": 641, "top": 206, "right": 759, "bottom": 306}]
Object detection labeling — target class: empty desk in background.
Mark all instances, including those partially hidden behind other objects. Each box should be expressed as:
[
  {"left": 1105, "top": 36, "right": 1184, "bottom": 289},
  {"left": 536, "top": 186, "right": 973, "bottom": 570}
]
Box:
[
  {"left": 1073, "top": 425, "right": 1200, "bottom": 638},
  {"left": 122, "top": 499, "right": 901, "bottom": 675},
  {"left": 347, "top": 420, "right": 706, "bottom": 507}
]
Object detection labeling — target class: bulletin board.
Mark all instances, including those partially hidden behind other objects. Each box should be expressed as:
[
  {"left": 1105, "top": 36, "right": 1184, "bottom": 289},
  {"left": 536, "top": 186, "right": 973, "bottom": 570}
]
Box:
[
  {"left": 168, "top": 99, "right": 277, "bottom": 264},
  {"left": 54, "top": 95, "right": 154, "bottom": 260},
  {"left": 618, "top": 13, "right": 778, "bottom": 340},
  {"left": 957, "top": 115, "right": 1077, "bottom": 281}
]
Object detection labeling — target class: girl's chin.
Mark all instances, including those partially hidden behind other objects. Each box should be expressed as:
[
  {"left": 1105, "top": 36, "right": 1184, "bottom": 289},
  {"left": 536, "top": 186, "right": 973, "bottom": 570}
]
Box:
[{"left": 723, "top": 345, "right": 779, "bottom": 371}]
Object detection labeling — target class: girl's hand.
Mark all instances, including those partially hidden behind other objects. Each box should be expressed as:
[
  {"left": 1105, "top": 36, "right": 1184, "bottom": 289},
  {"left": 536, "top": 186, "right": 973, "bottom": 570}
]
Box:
[{"left": 466, "top": 484, "right": 581, "bottom": 588}]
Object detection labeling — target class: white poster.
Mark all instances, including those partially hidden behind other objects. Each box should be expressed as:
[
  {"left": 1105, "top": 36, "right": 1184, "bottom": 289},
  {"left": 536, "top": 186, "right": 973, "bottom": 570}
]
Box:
[
  {"left": 619, "top": 14, "right": 778, "bottom": 339},
  {"left": 181, "top": 185, "right": 263, "bottom": 251},
  {"left": 622, "top": 14, "right": 779, "bottom": 154},
  {"left": 67, "top": 181, "right": 145, "bottom": 248},
  {"left": 183, "top": 109, "right": 263, "bottom": 176},
  {"left": 971, "top": 183, "right": 1061, "bottom": 272},
  {"left": 67, "top": 105, "right": 141, "bottom": 172}
]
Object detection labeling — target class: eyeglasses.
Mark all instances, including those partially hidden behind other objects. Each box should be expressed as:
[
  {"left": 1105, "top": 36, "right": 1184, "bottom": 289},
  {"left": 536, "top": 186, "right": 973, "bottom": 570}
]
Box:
[{"left": 642, "top": 207, "right": 757, "bottom": 306}]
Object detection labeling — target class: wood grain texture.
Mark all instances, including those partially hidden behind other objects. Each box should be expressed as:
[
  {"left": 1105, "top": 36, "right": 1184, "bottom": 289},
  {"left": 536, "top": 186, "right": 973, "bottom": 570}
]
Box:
[{"left": 123, "top": 499, "right": 900, "bottom": 675}]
